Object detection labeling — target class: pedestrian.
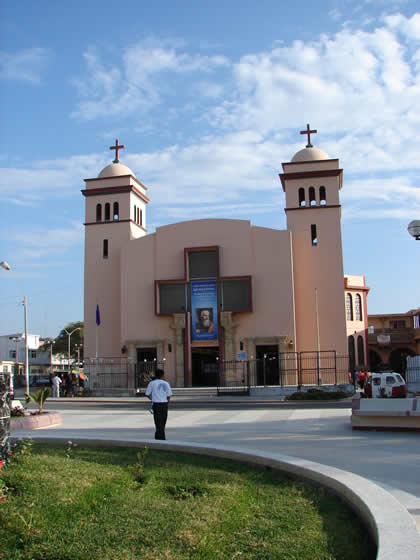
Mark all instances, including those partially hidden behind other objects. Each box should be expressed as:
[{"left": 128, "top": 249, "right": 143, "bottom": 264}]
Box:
[
  {"left": 145, "top": 369, "right": 172, "bottom": 440},
  {"left": 358, "top": 369, "right": 367, "bottom": 391},
  {"left": 51, "top": 374, "right": 62, "bottom": 398}
]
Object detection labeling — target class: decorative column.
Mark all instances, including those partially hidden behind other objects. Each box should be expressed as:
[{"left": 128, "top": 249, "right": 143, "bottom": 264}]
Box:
[
  {"left": 220, "top": 312, "right": 238, "bottom": 384},
  {"left": 245, "top": 337, "right": 256, "bottom": 385},
  {"left": 170, "top": 313, "right": 185, "bottom": 387},
  {"left": 127, "top": 343, "right": 137, "bottom": 391},
  {"left": 277, "top": 336, "right": 290, "bottom": 386}
]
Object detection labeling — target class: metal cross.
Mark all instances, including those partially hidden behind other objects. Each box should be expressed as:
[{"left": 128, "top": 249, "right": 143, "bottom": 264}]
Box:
[
  {"left": 110, "top": 139, "right": 125, "bottom": 163},
  {"left": 300, "top": 124, "right": 317, "bottom": 148}
]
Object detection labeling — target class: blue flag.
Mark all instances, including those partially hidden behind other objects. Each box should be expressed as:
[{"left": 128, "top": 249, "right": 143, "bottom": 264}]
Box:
[{"left": 96, "top": 304, "right": 101, "bottom": 326}]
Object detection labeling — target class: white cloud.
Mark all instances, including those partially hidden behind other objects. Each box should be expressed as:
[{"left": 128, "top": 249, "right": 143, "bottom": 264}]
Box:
[
  {"left": 0, "top": 47, "right": 49, "bottom": 83},
  {"left": 7, "top": 222, "right": 84, "bottom": 259},
  {"left": 72, "top": 43, "right": 229, "bottom": 120},
  {"left": 0, "top": 154, "right": 107, "bottom": 202}
]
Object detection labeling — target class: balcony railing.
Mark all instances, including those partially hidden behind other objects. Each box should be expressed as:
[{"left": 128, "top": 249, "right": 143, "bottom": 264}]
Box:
[{"left": 368, "top": 328, "right": 416, "bottom": 345}]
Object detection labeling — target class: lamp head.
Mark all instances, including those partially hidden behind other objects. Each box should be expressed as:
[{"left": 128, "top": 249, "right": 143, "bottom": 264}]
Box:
[
  {"left": 408, "top": 220, "right": 420, "bottom": 240},
  {"left": 0, "top": 261, "right": 11, "bottom": 271}
]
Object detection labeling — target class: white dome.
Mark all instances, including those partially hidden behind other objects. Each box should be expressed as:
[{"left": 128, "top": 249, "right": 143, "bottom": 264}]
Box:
[
  {"left": 291, "top": 146, "right": 330, "bottom": 163},
  {"left": 98, "top": 162, "right": 135, "bottom": 178}
]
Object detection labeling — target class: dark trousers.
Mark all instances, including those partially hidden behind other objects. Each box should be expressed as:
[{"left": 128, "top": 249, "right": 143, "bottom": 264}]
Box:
[{"left": 152, "top": 402, "right": 168, "bottom": 440}]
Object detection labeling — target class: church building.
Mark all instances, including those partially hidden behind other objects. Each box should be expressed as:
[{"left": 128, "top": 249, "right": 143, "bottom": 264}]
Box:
[{"left": 82, "top": 128, "right": 368, "bottom": 389}]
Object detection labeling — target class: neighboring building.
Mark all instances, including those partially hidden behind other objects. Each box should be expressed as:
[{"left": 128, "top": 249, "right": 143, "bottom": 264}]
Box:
[
  {"left": 368, "top": 308, "right": 420, "bottom": 373},
  {"left": 344, "top": 275, "right": 370, "bottom": 372},
  {"left": 82, "top": 129, "right": 361, "bottom": 390},
  {"left": 0, "top": 333, "right": 40, "bottom": 377},
  {"left": 0, "top": 333, "right": 67, "bottom": 380}
]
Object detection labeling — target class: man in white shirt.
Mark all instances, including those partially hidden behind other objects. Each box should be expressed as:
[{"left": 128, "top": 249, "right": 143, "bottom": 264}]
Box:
[
  {"left": 145, "top": 369, "right": 172, "bottom": 440},
  {"left": 51, "top": 374, "right": 62, "bottom": 398}
]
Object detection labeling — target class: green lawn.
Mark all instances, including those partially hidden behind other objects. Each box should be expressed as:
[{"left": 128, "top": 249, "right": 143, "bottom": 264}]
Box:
[{"left": 0, "top": 443, "right": 376, "bottom": 560}]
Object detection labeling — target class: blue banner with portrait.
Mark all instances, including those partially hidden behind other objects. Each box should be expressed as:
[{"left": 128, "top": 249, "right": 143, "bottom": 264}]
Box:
[{"left": 191, "top": 281, "right": 218, "bottom": 341}]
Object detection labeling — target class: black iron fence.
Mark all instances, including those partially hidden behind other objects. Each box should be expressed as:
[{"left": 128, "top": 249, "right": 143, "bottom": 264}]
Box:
[
  {"left": 84, "top": 358, "right": 135, "bottom": 392},
  {"left": 217, "top": 360, "right": 250, "bottom": 395},
  {"left": 85, "top": 351, "right": 351, "bottom": 393},
  {"left": 247, "top": 351, "right": 349, "bottom": 388},
  {"left": 406, "top": 363, "right": 420, "bottom": 393}
]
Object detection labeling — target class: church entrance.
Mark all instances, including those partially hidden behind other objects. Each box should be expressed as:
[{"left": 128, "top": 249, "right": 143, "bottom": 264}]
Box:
[
  {"left": 256, "top": 345, "right": 279, "bottom": 385},
  {"left": 192, "top": 347, "right": 219, "bottom": 386}
]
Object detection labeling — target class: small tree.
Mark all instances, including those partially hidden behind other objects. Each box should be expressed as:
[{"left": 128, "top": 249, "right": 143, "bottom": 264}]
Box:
[{"left": 25, "top": 387, "right": 51, "bottom": 414}]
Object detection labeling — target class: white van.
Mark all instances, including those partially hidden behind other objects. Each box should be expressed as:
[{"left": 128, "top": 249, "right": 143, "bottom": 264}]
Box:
[{"left": 364, "top": 372, "right": 407, "bottom": 398}]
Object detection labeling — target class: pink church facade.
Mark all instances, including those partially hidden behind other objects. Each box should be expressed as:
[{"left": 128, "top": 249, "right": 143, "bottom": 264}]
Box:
[{"left": 82, "top": 132, "right": 366, "bottom": 391}]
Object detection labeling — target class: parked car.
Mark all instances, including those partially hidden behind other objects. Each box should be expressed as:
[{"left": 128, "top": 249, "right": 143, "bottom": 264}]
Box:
[
  {"left": 29, "top": 375, "right": 51, "bottom": 387},
  {"left": 364, "top": 372, "right": 407, "bottom": 398}
]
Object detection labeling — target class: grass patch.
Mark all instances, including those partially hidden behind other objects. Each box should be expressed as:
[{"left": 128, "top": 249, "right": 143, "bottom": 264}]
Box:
[{"left": 0, "top": 443, "right": 376, "bottom": 560}]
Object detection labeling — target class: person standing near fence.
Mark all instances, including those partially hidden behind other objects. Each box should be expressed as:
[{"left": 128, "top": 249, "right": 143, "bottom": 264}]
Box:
[
  {"left": 145, "top": 369, "right": 172, "bottom": 440},
  {"left": 51, "top": 374, "right": 62, "bottom": 398}
]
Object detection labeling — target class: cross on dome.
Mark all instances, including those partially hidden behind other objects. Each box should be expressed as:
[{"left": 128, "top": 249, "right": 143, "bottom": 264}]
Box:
[
  {"left": 300, "top": 124, "right": 317, "bottom": 148},
  {"left": 110, "top": 139, "right": 125, "bottom": 163}
]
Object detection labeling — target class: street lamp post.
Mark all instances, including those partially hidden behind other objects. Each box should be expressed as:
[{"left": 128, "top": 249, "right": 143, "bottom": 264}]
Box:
[
  {"left": 1, "top": 261, "right": 29, "bottom": 395},
  {"left": 74, "top": 344, "right": 82, "bottom": 368},
  {"left": 47, "top": 339, "right": 55, "bottom": 374},
  {"left": 10, "top": 336, "right": 20, "bottom": 399},
  {"left": 64, "top": 328, "right": 81, "bottom": 376}
]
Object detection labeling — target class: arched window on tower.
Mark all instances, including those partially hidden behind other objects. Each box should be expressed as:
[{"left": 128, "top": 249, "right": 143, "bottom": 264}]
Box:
[
  {"left": 346, "top": 293, "right": 353, "bottom": 321},
  {"left": 309, "top": 187, "right": 316, "bottom": 206},
  {"left": 136, "top": 207, "right": 139, "bottom": 224},
  {"left": 113, "top": 202, "right": 119, "bottom": 221},
  {"left": 320, "top": 186, "right": 326, "bottom": 206},
  {"left": 104, "top": 203, "right": 110, "bottom": 221},
  {"left": 96, "top": 204, "right": 102, "bottom": 222},
  {"left": 355, "top": 294, "right": 362, "bottom": 321},
  {"left": 357, "top": 335, "right": 365, "bottom": 367},
  {"left": 298, "top": 188, "right": 306, "bottom": 207},
  {"left": 134, "top": 205, "right": 137, "bottom": 223},
  {"left": 348, "top": 336, "right": 356, "bottom": 373}
]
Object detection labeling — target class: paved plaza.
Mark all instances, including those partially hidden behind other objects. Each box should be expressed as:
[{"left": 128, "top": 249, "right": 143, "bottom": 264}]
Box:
[{"left": 13, "top": 400, "right": 420, "bottom": 532}]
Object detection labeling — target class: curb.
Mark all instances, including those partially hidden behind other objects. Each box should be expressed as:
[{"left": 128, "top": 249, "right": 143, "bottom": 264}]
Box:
[{"left": 17, "top": 435, "right": 420, "bottom": 560}]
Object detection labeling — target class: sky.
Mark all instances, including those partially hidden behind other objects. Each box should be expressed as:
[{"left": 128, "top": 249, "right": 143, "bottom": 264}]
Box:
[{"left": 0, "top": 0, "right": 419, "bottom": 339}]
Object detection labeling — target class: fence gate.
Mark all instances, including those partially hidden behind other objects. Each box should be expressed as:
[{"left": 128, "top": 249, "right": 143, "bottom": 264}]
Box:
[
  {"left": 217, "top": 360, "right": 250, "bottom": 395},
  {"left": 135, "top": 361, "right": 166, "bottom": 392},
  {"left": 298, "top": 351, "right": 339, "bottom": 386}
]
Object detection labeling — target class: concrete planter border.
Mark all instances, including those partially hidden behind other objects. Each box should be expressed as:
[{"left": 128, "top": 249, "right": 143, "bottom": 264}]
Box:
[
  {"left": 352, "top": 398, "right": 420, "bottom": 431},
  {"left": 10, "top": 412, "right": 62, "bottom": 431},
  {"left": 18, "top": 435, "right": 420, "bottom": 560}
]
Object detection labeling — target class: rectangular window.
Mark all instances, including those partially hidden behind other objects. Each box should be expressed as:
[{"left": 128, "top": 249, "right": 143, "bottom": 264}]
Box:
[
  {"left": 390, "top": 320, "right": 405, "bottom": 329},
  {"left": 188, "top": 250, "right": 218, "bottom": 279},
  {"left": 158, "top": 283, "right": 188, "bottom": 314},
  {"left": 220, "top": 278, "right": 252, "bottom": 312},
  {"left": 9, "top": 350, "right": 16, "bottom": 359},
  {"left": 103, "top": 239, "right": 109, "bottom": 259},
  {"left": 140, "top": 209, "right": 143, "bottom": 226},
  {"left": 30, "top": 350, "right": 37, "bottom": 359},
  {"left": 311, "top": 224, "right": 318, "bottom": 246}
]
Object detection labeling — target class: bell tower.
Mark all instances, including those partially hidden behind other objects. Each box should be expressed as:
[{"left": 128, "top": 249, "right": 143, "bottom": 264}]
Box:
[
  {"left": 82, "top": 140, "right": 150, "bottom": 360},
  {"left": 279, "top": 125, "right": 347, "bottom": 355}
]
